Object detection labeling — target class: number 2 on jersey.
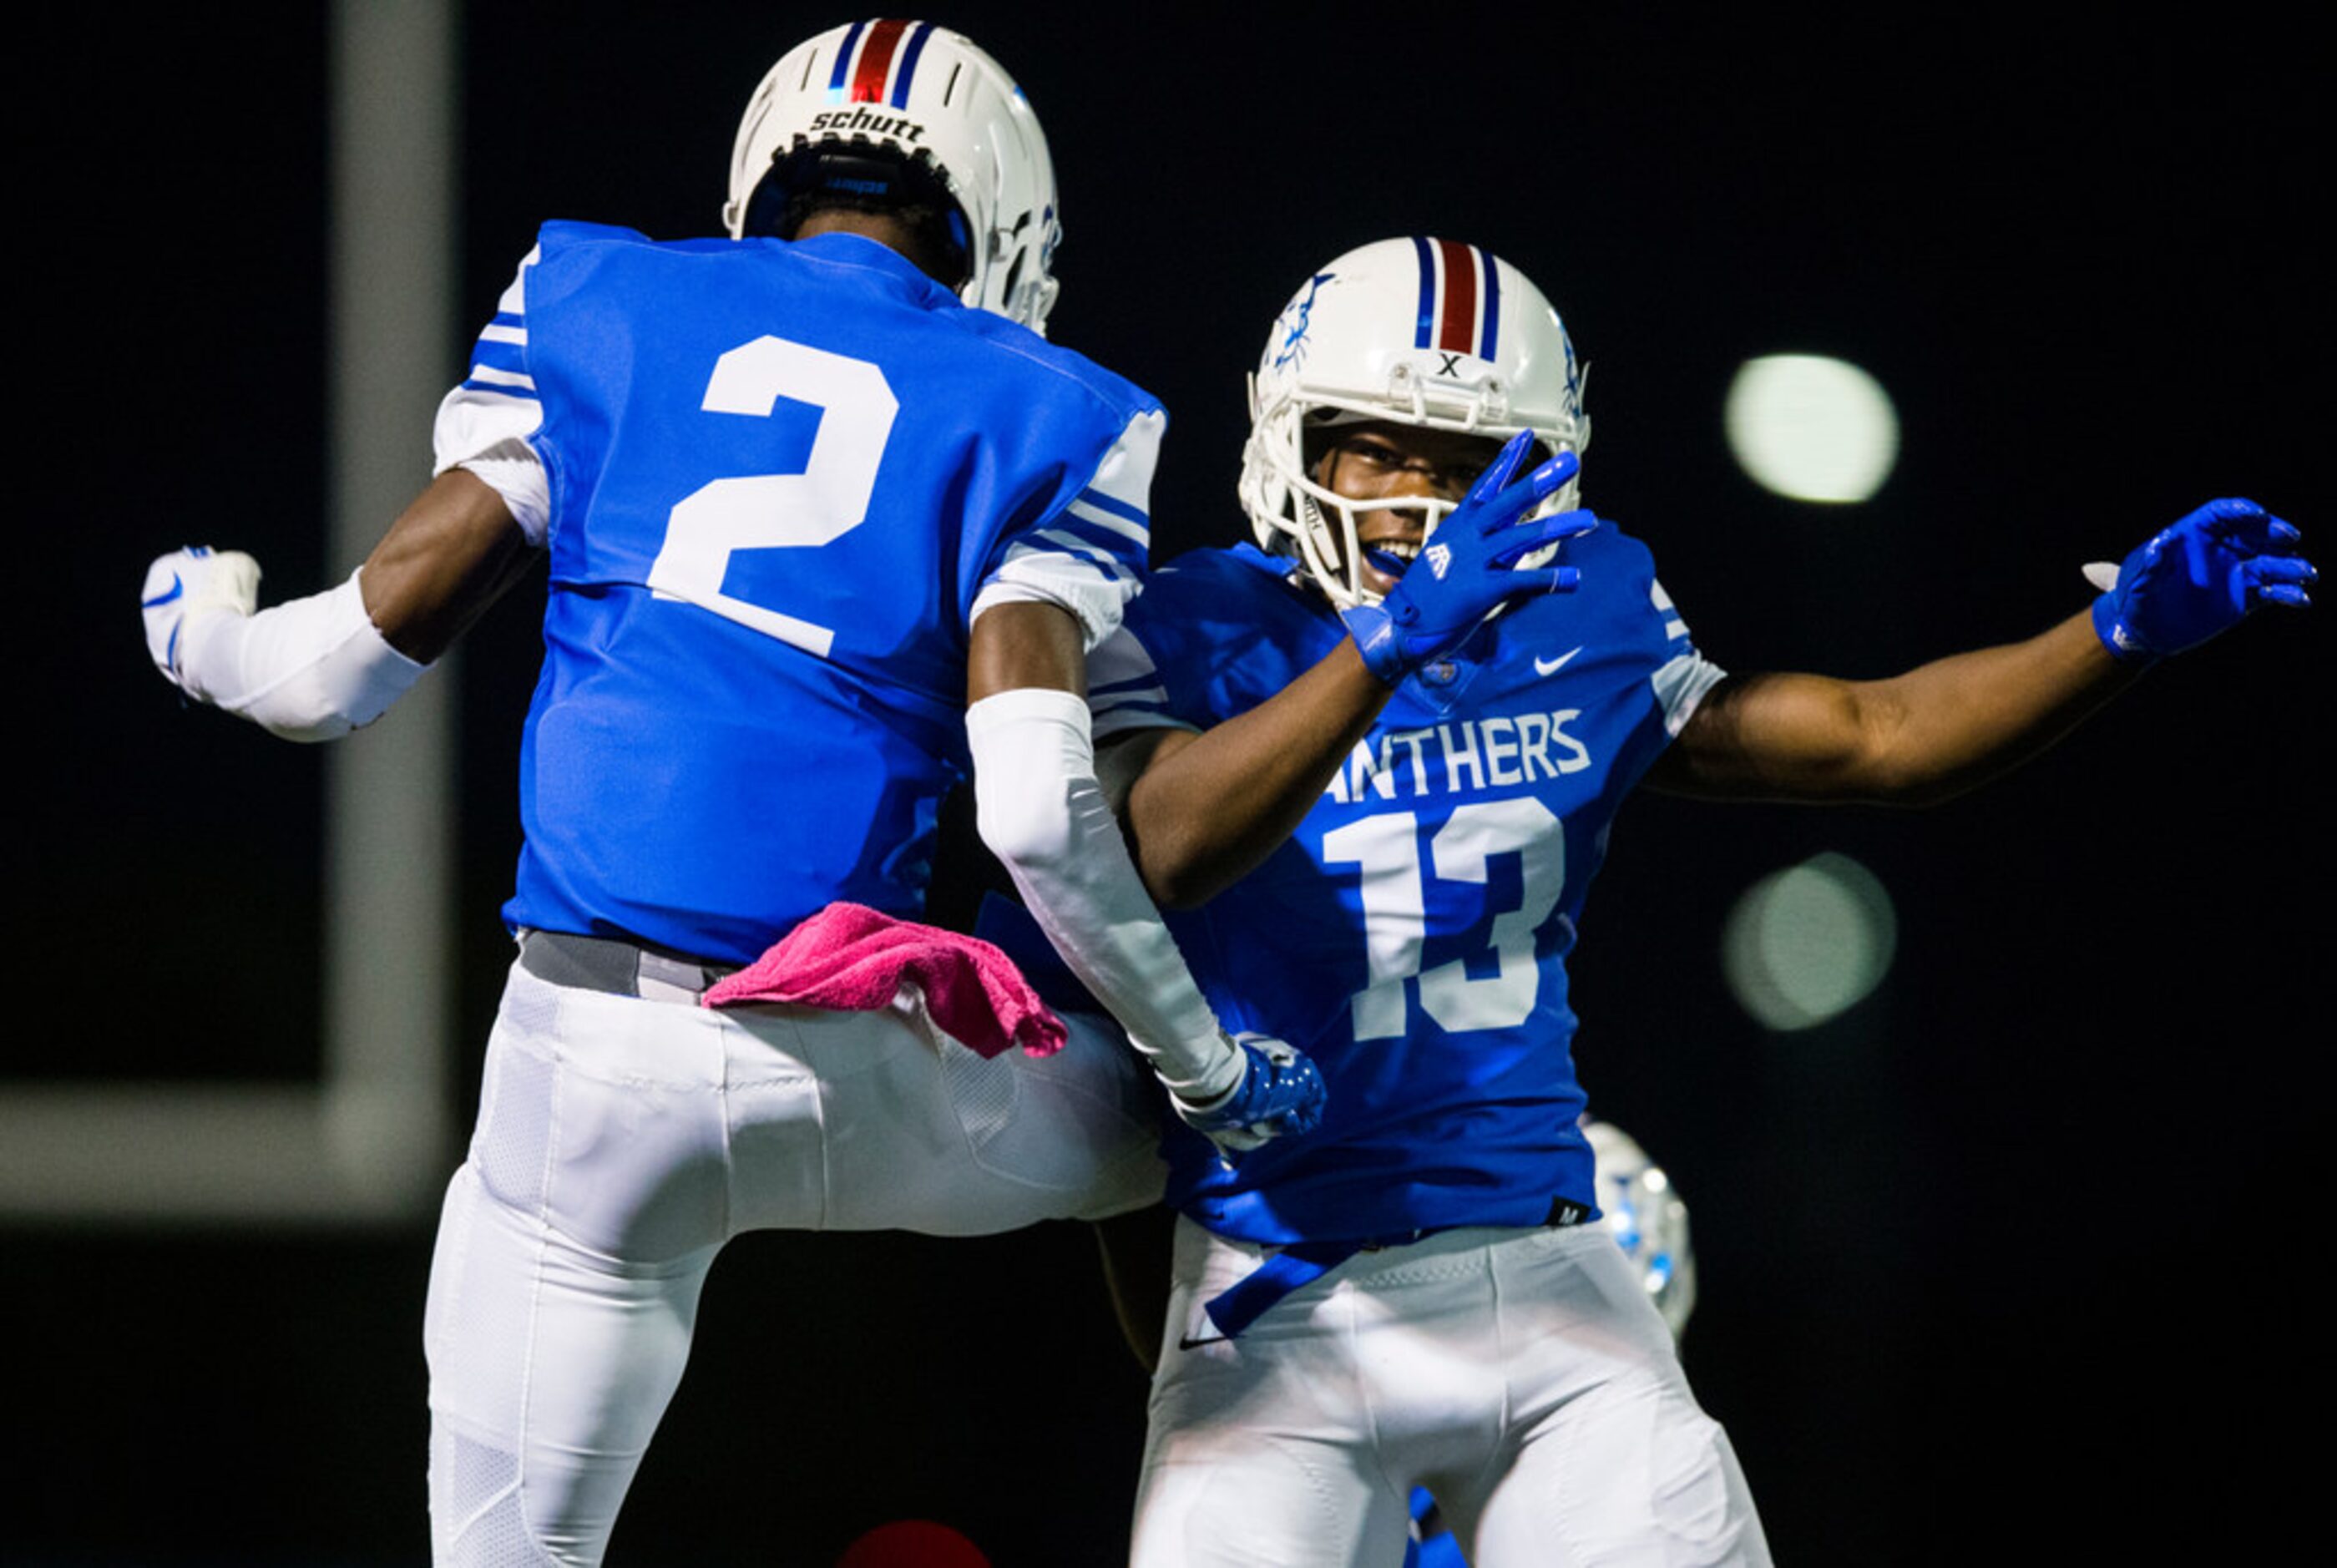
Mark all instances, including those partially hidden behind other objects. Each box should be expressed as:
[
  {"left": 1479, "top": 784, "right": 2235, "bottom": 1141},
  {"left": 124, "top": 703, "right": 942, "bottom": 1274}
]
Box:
[
  {"left": 1322, "top": 799, "right": 1565, "bottom": 1039},
  {"left": 648, "top": 335, "right": 897, "bottom": 659}
]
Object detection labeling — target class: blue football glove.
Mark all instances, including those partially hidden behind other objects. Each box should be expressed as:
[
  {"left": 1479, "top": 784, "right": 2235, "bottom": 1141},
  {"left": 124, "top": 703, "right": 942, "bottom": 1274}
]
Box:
[
  {"left": 1340, "top": 432, "right": 1597, "bottom": 685},
  {"left": 1171, "top": 1032, "right": 1327, "bottom": 1165},
  {"left": 2087, "top": 498, "right": 2314, "bottom": 664}
]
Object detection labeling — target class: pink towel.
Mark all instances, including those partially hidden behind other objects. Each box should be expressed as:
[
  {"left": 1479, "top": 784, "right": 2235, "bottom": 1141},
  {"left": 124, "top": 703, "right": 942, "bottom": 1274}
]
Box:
[{"left": 703, "top": 902, "right": 1067, "bottom": 1060}]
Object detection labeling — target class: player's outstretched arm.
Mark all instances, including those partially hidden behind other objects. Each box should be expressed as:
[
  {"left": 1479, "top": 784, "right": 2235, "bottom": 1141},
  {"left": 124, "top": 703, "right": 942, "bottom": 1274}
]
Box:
[
  {"left": 140, "top": 470, "right": 537, "bottom": 741},
  {"left": 1110, "top": 439, "right": 1597, "bottom": 908},
  {"left": 1650, "top": 498, "right": 2313, "bottom": 804},
  {"left": 966, "top": 601, "right": 1327, "bottom": 1159}
]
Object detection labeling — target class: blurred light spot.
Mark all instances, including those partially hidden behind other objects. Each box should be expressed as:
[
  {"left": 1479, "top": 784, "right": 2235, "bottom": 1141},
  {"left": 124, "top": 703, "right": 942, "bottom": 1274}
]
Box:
[
  {"left": 1722, "top": 852, "right": 1898, "bottom": 1030},
  {"left": 1725, "top": 354, "right": 1899, "bottom": 503}
]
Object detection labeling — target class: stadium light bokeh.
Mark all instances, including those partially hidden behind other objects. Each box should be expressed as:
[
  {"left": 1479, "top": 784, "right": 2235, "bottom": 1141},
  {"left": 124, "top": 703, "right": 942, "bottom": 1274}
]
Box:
[
  {"left": 1721, "top": 851, "right": 1899, "bottom": 1031},
  {"left": 1725, "top": 354, "right": 1899, "bottom": 504}
]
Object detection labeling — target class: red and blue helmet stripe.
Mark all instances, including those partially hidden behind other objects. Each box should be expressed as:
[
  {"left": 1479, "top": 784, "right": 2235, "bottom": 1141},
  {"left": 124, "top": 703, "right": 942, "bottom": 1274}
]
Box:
[
  {"left": 1410, "top": 236, "right": 1502, "bottom": 362},
  {"left": 828, "top": 18, "right": 938, "bottom": 109}
]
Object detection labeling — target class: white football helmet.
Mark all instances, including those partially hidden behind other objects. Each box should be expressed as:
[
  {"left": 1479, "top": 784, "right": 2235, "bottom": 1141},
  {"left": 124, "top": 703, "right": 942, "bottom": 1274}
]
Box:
[
  {"left": 1241, "top": 237, "right": 1590, "bottom": 608},
  {"left": 1583, "top": 1116, "right": 1697, "bottom": 1340},
  {"left": 723, "top": 19, "right": 1062, "bottom": 334}
]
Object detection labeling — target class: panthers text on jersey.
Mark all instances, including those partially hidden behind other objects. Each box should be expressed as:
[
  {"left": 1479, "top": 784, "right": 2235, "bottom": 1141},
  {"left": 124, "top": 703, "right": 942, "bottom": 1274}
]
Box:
[
  {"left": 433, "top": 222, "right": 1162, "bottom": 964},
  {"left": 1090, "top": 539, "right": 1724, "bottom": 1244}
]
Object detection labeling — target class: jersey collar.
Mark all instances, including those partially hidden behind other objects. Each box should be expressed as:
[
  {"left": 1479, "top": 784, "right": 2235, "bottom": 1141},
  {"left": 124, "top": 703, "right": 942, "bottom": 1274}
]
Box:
[{"left": 789, "top": 230, "right": 960, "bottom": 310}]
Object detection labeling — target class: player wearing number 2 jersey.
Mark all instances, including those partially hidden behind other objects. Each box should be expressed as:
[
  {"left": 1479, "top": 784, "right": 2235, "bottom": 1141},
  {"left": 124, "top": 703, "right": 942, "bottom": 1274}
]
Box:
[
  {"left": 137, "top": 23, "right": 1321, "bottom": 1566},
  {"left": 465, "top": 215, "right": 1150, "bottom": 961},
  {"left": 1100, "top": 238, "right": 2311, "bottom": 1566}
]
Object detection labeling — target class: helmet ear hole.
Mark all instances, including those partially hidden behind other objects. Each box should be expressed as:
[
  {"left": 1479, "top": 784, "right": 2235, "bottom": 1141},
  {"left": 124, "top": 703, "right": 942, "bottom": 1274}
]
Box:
[
  {"left": 738, "top": 166, "right": 792, "bottom": 241},
  {"left": 1298, "top": 422, "right": 1334, "bottom": 478},
  {"left": 999, "top": 248, "right": 1025, "bottom": 315}
]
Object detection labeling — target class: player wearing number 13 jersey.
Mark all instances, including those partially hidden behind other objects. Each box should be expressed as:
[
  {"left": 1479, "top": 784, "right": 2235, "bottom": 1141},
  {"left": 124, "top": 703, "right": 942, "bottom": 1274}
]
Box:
[
  {"left": 1092, "top": 243, "right": 1771, "bottom": 1566},
  {"left": 1091, "top": 513, "right": 1712, "bottom": 1242},
  {"left": 1105, "top": 238, "right": 2307, "bottom": 1566},
  {"left": 137, "top": 23, "right": 1323, "bottom": 1566}
]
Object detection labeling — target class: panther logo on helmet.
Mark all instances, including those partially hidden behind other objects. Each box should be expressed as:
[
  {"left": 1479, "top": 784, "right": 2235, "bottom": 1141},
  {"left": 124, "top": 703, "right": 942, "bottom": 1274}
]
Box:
[{"left": 1270, "top": 271, "right": 1338, "bottom": 373}]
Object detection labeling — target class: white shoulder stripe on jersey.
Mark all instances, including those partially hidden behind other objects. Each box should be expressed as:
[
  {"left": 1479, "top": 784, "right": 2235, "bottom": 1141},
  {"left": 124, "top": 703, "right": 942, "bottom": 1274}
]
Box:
[
  {"left": 465, "top": 363, "right": 537, "bottom": 392},
  {"left": 1085, "top": 407, "right": 1166, "bottom": 513},
  {"left": 494, "top": 246, "right": 538, "bottom": 317},
  {"left": 1651, "top": 577, "right": 1692, "bottom": 642},
  {"left": 1652, "top": 650, "right": 1728, "bottom": 736},
  {"left": 1024, "top": 529, "right": 1139, "bottom": 584},
  {"left": 429, "top": 243, "right": 549, "bottom": 543},
  {"left": 1064, "top": 496, "right": 1150, "bottom": 547},
  {"left": 1084, "top": 626, "right": 1178, "bottom": 731},
  {"left": 1084, "top": 624, "right": 1161, "bottom": 690}
]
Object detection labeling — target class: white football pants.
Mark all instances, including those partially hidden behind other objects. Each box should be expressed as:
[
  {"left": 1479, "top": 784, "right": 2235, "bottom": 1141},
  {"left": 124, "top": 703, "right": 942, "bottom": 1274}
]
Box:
[
  {"left": 423, "top": 960, "right": 1166, "bottom": 1566},
  {"left": 1132, "top": 1216, "right": 1773, "bottom": 1567}
]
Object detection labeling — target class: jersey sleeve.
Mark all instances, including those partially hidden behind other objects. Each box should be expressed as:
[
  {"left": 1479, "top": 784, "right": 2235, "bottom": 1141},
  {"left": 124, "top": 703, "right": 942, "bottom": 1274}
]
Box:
[
  {"left": 431, "top": 245, "right": 551, "bottom": 544},
  {"left": 1087, "top": 617, "right": 1199, "bottom": 741},
  {"left": 1086, "top": 552, "right": 1269, "bottom": 742},
  {"left": 968, "top": 404, "right": 1161, "bottom": 651},
  {"left": 1646, "top": 574, "right": 1728, "bottom": 735}
]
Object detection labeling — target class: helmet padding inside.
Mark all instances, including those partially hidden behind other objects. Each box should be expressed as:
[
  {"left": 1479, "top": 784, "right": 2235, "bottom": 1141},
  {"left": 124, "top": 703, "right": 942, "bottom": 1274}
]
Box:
[{"left": 741, "top": 142, "right": 972, "bottom": 292}]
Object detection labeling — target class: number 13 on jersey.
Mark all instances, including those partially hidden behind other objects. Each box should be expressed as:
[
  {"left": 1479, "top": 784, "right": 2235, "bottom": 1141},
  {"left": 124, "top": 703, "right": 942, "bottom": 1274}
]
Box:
[{"left": 1322, "top": 799, "right": 1565, "bottom": 1039}]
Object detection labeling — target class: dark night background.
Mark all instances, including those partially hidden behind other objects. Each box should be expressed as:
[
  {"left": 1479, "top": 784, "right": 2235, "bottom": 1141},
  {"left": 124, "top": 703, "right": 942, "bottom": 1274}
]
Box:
[{"left": 14, "top": 3, "right": 2325, "bottom": 1564}]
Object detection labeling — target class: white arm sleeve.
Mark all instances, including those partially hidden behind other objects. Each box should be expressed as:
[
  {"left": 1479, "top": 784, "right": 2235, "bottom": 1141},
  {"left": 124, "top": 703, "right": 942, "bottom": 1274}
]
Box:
[
  {"left": 966, "top": 685, "right": 1242, "bottom": 1102},
  {"left": 176, "top": 569, "right": 427, "bottom": 742}
]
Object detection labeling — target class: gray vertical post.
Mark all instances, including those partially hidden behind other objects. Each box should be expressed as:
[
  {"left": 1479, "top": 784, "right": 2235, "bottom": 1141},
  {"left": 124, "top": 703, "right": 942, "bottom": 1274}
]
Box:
[{"left": 323, "top": 0, "right": 458, "bottom": 1207}]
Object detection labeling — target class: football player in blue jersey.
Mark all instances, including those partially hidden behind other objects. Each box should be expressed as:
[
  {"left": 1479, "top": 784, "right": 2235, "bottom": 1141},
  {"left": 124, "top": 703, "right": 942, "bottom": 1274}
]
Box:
[
  {"left": 137, "top": 21, "right": 1322, "bottom": 1565},
  {"left": 1093, "top": 238, "right": 2313, "bottom": 1566}
]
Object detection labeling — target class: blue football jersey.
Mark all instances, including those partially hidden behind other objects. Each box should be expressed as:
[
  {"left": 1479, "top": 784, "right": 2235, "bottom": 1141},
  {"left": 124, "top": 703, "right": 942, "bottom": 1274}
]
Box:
[
  {"left": 440, "top": 223, "right": 1161, "bottom": 963},
  {"left": 1090, "top": 540, "right": 1723, "bottom": 1244}
]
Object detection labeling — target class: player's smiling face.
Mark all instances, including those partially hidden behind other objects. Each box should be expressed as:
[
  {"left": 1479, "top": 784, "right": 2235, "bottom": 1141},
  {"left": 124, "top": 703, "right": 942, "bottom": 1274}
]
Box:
[{"left": 1313, "top": 422, "right": 1506, "bottom": 600}]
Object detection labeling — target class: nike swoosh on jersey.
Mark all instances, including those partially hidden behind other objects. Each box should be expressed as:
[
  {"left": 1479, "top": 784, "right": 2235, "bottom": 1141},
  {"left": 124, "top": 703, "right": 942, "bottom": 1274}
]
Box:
[
  {"left": 1176, "top": 1332, "right": 1230, "bottom": 1350},
  {"left": 1534, "top": 647, "right": 1583, "bottom": 676}
]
